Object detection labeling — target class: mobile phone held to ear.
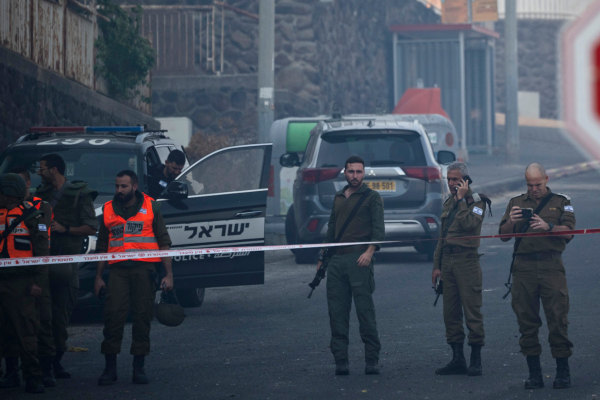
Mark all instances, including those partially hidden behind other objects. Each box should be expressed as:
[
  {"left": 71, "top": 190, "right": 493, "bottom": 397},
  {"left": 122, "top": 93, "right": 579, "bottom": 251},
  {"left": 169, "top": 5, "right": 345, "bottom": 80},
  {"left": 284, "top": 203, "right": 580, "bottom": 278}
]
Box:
[
  {"left": 520, "top": 208, "right": 534, "bottom": 220},
  {"left": 463, "top": 175, "right": 473, "bottom": 185}
]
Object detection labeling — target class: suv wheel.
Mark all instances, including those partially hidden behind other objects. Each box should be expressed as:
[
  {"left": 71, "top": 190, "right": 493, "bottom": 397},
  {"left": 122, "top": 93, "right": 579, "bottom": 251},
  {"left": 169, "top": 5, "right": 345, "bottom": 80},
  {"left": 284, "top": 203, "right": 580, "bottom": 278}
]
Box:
[
  {"left": 177, "top": 288, "right": 206, "bottom": 308},
  {"left": 295, "top": 247, "right": 319, "bottom": 264},
  {"left": 414, "top": 242, "right": 436, "bottom": 261}
]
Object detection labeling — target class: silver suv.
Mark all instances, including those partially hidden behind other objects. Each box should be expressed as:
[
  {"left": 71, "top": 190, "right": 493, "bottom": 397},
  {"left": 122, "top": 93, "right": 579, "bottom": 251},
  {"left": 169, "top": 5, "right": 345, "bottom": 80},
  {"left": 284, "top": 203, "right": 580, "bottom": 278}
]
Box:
[{"left": 280, "top": 117, "right": 455, "bottom": 263}]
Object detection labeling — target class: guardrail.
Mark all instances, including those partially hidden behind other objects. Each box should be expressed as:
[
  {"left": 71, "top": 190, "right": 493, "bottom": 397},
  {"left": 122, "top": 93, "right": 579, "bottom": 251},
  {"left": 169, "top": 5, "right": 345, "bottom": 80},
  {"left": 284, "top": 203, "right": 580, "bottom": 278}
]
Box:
[{"left": 0, "top": 0, "right": 151, "bottom": 115}]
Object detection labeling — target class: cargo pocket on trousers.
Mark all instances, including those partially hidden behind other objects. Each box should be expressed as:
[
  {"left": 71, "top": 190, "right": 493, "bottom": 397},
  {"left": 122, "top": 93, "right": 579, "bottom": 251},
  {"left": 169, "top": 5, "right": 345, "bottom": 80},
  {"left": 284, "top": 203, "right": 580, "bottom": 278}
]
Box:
[{"left": 470, "top": 286, "right": 483, "bottom": 307}]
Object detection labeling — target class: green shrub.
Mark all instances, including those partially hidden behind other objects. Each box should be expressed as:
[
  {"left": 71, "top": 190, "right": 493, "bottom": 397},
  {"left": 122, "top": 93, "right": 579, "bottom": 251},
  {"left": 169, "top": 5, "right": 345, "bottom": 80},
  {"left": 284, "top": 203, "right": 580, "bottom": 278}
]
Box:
[{"left": 95, "top": 0, "right": 155, "bottom": 101}]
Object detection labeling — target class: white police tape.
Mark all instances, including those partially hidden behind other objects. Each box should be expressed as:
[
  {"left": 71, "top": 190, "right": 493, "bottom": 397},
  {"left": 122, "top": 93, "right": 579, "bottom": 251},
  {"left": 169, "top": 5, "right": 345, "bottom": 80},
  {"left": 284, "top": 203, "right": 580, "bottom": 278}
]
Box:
[{"left": 1, "top": 227, "right": 599, "bottom": 268}]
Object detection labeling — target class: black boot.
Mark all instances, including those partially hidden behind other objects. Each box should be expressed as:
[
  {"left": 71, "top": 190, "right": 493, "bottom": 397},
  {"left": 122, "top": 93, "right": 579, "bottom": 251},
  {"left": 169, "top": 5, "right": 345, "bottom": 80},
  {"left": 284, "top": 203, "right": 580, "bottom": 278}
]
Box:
[
  {"left": 97, "top": 355, "right": 118, "bottom": 386},
  {"left": 132, "top": 355, "right": 149, "bottom": 384},
  {"left": 467, "top": 344, "right": 482, "bottom": 376},
  {"left": 553, "top": 358, "right": 571, "bottom": 389},
  {"left": 24, "top": 378, "right": 45, "bottom": 394},
  {"left": 435, "top": 343, "right": 468, "bottom": 375},
  {"left": 52, "top": 351, "right": 71, "bottom": 379},
  {"left": 335, "top": 360, "right": 349, "bottom": 376},
  {"left": 39, "top": 357, "right": 57, "bottom": 387},
  {"left": 524, "top": 355, "right": 544, "bottom": 389},
  {"left": 365, "top": 359, "right": 380, "bottom": 375},
  {"left": 0, "top": 357, "right": 20, "bottom": 388}
]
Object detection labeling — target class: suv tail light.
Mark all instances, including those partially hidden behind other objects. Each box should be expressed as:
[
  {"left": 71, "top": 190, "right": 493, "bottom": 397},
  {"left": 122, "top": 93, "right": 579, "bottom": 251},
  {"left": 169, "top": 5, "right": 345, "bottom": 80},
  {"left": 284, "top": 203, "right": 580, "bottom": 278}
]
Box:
[
  {"left": 403, "top": 167, "right": 442, "bottom": 182},
  {"left": 425, "top": 217, "right": 438, "bottom": 230},
  {"left": 307, "top": 219, "right": 319, "bottom": 232},
  {"left": 301, "top": 168, "right": 342, "bottom": 185}
]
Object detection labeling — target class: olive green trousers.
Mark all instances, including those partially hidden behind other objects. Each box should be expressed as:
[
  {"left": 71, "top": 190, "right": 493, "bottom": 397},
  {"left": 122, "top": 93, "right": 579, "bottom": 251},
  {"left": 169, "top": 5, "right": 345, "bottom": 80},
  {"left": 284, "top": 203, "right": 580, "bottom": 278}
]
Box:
[
  {"left": 101, "top": 264, "right": 156, "bottom": 356},
  {"left": 326, "top": 252, "right": 381, "bottom": 363},
  {"left": 511, "top": 257, "right": 573, "bottom": 358},
  {"left": 441, "top": 252, "right": 485, "bottom": 346}
]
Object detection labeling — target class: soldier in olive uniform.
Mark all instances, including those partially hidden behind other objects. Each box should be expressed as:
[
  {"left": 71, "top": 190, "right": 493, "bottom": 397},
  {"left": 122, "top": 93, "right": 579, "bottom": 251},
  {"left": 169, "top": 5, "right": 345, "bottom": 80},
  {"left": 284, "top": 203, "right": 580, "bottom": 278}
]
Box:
[
  {"left": 35, "top": 154, "right": 98, "bottom": 378},
  {"left": 319, "top": 156, "right": 385, "bottom": 376},
  {"left": 432, "top": 162, "right": 490, "bottom": 377},
  {"left": 499, "top": 163, "right": 574, "bottom": 389},
  {"left": 1, "top": 167, "right": 57, "bottom": 387},
  {"left": 0, "top": 173, "right": 50, "bottom": 393},
  {"left": 94, "top": 170, "right": 173, "bottom": 385}
]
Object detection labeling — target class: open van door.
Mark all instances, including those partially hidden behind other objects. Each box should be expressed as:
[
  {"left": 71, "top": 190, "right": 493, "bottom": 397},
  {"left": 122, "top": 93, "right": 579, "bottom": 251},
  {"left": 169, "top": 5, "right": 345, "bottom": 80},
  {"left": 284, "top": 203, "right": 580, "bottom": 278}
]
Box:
[{"left": 160, "top": 144, "right": 273, "bottom": 294}]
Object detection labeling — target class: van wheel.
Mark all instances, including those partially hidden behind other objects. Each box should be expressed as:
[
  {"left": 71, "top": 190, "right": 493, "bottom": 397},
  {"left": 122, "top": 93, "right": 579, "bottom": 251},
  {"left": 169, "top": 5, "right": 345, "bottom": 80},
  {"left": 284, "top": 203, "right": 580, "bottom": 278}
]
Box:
[
  {"left": 285, "top": 206, "right": 299, "bottom": 255},
  {"left": 295, "top": 247, "right": 319, "bottom": 264},
  {"left": 177, "top": 288, "right": 206, "bottom": 308}
]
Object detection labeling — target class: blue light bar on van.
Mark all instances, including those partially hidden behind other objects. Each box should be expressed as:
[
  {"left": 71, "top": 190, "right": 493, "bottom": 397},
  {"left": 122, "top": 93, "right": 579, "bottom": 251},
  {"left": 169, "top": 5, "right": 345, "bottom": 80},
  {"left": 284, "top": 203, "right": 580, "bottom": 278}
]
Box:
[{"left": 30, "top": 126, "right": 145, "bottom": 133}]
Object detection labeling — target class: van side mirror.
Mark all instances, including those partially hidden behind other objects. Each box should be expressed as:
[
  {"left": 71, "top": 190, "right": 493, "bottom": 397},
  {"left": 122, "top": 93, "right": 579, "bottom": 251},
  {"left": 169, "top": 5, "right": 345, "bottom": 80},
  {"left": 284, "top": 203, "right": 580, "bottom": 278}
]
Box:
[
  {"left": 164, "top": 181, "right": 188, "bottom": 200},
  {"left": 280, "top": 152, "right": 300, "bottom": 168},
  {"left": 436, "top": 151, "right": 456, "bottom": 165}
]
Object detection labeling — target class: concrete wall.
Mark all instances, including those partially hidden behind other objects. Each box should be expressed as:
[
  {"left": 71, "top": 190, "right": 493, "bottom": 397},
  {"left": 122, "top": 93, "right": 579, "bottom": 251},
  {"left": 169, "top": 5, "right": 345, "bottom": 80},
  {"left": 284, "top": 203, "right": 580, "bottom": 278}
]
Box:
[
  {"left": 494, "top": 19, "right": 566, "bottom": 120},
  {"left": 0, "top": 47, "right": 158, "bottom": 152}
]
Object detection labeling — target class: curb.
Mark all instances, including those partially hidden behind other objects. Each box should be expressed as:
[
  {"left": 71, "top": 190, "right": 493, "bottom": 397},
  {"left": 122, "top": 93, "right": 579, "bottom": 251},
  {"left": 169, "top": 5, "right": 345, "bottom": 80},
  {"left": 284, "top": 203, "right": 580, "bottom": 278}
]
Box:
[{"left": 472, "top": 161, "right": 600, "bottom": 197}]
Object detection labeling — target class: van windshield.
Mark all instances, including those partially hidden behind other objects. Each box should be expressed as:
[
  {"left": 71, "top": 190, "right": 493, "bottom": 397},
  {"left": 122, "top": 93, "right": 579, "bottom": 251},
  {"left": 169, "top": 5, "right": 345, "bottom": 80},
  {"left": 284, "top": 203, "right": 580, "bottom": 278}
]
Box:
[
  {"left": 317, "top": 132, "right": 426, "bottom": 168},
  {"left": 0, "top": 147, "right": 138, "bottom": 196}
]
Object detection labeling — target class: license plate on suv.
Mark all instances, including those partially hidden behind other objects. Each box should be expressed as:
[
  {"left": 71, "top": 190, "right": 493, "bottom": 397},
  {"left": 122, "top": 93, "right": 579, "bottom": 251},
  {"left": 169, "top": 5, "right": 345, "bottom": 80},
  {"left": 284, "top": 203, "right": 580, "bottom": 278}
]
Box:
[{"left": 365, "top": 181, "right": 396, "bottom": 192}]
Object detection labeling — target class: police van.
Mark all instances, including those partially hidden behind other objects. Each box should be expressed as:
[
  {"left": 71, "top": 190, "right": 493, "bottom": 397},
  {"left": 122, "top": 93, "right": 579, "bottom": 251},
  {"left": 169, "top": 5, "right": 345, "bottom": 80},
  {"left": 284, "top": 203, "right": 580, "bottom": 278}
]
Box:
[{"left": 0, "top": 126, "right": 272, "bottom": 308}]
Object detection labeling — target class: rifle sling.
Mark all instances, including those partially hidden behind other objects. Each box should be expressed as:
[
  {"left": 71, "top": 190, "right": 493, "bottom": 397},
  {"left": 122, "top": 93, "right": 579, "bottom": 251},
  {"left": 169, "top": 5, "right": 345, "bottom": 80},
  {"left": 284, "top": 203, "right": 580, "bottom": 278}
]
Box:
[{"left": 503, "top": 193, "right": 555, "bottom": 298}]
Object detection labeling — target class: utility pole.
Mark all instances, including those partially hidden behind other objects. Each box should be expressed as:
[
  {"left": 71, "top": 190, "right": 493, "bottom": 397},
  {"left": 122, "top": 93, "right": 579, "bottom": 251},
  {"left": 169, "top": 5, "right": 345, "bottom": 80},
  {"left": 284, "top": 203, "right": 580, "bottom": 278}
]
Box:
[
  {"left": 257, "top": 0, "right": 275, "bottom": 143},
  {"left": 505, "top": 0, "right": 519, "bottom": 163}
]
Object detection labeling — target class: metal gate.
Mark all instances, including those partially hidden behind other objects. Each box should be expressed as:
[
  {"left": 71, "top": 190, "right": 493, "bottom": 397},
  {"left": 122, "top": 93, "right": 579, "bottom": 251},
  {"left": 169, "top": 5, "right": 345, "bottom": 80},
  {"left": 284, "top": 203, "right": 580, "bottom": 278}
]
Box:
[{"left": 392, "top": 25, "right": 498, "bottom": 156}]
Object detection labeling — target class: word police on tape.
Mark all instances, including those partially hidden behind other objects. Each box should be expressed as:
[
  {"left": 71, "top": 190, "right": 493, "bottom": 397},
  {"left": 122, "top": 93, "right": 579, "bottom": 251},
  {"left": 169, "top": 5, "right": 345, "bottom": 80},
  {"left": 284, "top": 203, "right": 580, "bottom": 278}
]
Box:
[{"left": 2, "top": 228, "right": 599, "bottom": 268}]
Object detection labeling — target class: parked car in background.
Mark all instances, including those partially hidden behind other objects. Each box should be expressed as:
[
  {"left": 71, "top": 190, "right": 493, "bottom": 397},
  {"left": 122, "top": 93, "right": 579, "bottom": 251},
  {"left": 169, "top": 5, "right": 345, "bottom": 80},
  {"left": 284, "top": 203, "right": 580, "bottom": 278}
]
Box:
[
  {"left": 267, "top": 113, "right": 457, "bottom": 247},
  {"left": 280, "top": 116, "right": 455, "bottom": 264}
]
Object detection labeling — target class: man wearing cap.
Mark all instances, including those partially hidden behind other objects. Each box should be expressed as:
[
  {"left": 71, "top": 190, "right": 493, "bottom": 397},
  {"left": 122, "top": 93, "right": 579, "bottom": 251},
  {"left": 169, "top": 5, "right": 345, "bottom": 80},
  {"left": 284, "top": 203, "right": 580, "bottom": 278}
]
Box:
[
  {"left": 94, "top": 170, "right": 172, "bottom": 386},
  {"left": 0, "top": 173, "right": 50, "bottom": 393},
  {"left": 36, "top": 153, "right": 98, "bottom": 379}
]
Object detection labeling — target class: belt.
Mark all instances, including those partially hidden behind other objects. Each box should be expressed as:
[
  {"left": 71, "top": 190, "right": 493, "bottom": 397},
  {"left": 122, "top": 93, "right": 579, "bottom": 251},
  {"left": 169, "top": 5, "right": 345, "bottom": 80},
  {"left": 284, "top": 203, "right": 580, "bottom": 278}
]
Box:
[
  {"left": 334, "top": 244, "right": 370, "bottom": 255},
  {"left": 515, "top": 252, "right": 562, "bottom": 261},
  {"left": 443, "top": 246, "right": 475, "bottom": 254}
]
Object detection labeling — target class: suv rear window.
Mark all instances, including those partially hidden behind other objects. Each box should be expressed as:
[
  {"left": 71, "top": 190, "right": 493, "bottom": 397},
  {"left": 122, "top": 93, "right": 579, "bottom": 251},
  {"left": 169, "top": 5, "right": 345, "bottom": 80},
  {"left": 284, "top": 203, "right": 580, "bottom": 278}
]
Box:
[{"left": 317, "top": 131, "right": 426, "bottom": 168}]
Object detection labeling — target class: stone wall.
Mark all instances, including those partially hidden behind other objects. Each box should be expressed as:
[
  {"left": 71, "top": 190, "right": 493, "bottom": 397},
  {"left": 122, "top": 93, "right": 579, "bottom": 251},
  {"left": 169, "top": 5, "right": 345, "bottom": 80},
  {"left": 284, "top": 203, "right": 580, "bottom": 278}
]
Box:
[
  {"left": 494, "top": 19, "right": 567, "bottom": 120},
  {"left": 0, "top": 47, "right": 158, "bottom": 152},
  {"left": 147, "top": 0, "right": 438, "bottom": 137}
]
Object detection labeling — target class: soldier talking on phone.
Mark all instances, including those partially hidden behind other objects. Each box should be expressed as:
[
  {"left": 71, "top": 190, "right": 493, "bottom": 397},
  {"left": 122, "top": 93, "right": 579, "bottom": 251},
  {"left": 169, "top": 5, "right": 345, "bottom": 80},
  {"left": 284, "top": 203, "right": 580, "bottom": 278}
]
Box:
[
  {"left": 432, "top": 162, "right": 491, "bottom": 377},
  {"left": 499, "top": 163, "right": 575, "bottom": 390}
]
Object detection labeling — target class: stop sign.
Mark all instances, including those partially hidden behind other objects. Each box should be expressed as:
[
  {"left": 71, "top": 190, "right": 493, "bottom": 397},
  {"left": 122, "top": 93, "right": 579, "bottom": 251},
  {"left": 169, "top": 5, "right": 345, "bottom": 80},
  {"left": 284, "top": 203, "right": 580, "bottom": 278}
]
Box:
[{"left": 563, "top": 0, "right": 600, "bottom": 161}]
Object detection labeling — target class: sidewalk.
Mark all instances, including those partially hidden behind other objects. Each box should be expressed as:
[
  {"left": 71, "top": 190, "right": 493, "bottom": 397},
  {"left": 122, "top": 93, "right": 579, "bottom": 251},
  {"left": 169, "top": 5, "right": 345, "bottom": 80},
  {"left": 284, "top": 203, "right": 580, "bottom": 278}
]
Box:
[{"left": 469, "top": 126, "right": 599, "bottom": 196}]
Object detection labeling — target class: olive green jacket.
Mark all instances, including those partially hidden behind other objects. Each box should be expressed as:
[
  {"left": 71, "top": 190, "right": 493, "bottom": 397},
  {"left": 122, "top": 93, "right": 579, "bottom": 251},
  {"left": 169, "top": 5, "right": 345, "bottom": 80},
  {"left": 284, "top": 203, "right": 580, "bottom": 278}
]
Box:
[{"left": 433, "top": 189, "right": 486, "bottom": 271}]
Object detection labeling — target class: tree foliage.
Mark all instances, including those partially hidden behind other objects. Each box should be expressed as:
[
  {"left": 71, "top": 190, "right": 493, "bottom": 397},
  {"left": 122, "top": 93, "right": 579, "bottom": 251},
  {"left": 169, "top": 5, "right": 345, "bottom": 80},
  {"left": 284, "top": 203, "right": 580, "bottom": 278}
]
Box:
[{"left": 95, "top": 0, "right": 155, "bottom": 101}]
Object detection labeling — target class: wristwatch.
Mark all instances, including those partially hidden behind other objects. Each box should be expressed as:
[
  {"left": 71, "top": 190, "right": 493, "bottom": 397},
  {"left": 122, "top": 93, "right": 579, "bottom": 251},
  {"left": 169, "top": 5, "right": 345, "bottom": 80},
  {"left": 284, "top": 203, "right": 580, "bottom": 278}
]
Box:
[
  {"left": 65, "top": 226, "right": 70, "bottom": 234},
  {"left": 547, "top": 222, "right": 554, "bottom": 232}
]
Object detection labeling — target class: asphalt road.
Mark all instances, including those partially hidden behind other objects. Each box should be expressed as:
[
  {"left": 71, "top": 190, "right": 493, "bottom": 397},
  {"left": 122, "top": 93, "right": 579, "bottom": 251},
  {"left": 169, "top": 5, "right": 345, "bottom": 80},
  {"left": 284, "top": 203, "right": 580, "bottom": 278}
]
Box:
[{"left": 6, "top": 171, "right": 600, "bottom": 400}]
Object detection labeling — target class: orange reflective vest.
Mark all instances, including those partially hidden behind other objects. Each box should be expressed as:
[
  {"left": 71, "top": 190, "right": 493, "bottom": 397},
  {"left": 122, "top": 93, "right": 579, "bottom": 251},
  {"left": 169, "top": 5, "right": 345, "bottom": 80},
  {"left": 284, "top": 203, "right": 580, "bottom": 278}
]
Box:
[
  {"left": 104, "top": 194, "right": 161, "bottom": 264},
  {"left": 0, "top": 205, "right": 34, "bottom": 258}
]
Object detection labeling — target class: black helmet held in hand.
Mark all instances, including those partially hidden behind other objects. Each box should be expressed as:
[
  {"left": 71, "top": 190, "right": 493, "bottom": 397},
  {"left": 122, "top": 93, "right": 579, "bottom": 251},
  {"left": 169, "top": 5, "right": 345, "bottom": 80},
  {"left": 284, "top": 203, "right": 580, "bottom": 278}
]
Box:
[{"left": 155, "top": 290, "right": 186, "bottom": 327}]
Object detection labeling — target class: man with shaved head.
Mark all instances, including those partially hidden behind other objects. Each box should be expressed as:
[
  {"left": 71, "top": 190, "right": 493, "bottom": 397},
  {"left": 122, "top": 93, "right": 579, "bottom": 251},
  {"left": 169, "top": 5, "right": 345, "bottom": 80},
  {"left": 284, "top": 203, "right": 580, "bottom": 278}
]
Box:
[{"left": 499, "top": 163, "right": 575, "bottom": 390}]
